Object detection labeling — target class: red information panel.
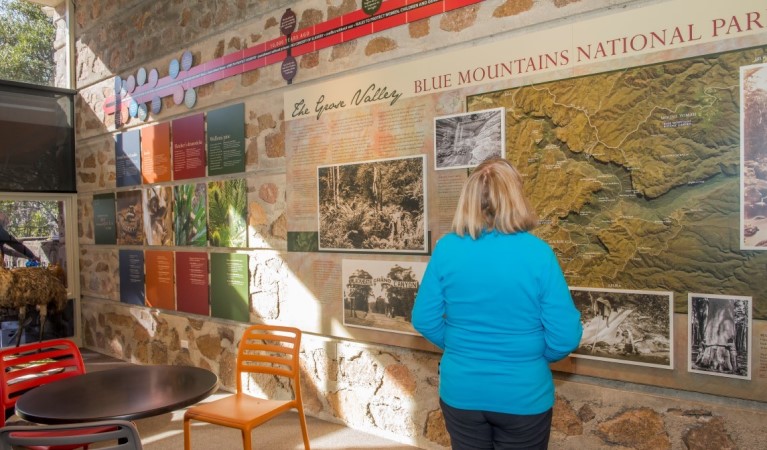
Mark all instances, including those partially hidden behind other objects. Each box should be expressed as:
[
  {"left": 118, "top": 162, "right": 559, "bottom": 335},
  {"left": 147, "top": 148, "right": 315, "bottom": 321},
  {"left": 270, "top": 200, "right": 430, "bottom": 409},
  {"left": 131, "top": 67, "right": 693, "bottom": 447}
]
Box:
[
  {"left": 175, "top": 252, "right": 210, "bottom": 316},
  {"left": 172, "top": 113, "right": 206, "bottom": 180}
]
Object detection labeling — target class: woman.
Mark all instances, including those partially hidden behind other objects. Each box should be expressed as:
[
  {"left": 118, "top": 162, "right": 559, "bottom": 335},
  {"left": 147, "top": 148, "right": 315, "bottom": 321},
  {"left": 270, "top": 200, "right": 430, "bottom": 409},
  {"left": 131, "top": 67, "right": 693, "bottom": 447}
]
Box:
[{"left": 412, "top": 156, "right": 582, "bottom": 449}]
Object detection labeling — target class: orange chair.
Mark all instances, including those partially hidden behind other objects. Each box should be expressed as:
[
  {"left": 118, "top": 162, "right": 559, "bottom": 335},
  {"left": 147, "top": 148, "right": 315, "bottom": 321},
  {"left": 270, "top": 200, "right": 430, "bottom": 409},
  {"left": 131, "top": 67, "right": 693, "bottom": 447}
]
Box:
[
  {"left": 0, "top": 339, "right": 113, "bottom": 450},
  {"left": 183, "top": 324, "right": 310, "bottom": 450}
]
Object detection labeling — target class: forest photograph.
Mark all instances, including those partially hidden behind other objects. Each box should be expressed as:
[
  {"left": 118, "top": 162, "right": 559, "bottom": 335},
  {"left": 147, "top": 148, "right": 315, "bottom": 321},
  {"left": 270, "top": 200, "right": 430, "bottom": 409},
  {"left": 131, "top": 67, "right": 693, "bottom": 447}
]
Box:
[
  {"left": 689, "top": 294, "right": 751, "bottom": 379},
  {"left": 570, "top": 287, "right": 673, "bottom": 369},
  {"left": 317, "top": 155, "right": 426, "bottom": 253}
]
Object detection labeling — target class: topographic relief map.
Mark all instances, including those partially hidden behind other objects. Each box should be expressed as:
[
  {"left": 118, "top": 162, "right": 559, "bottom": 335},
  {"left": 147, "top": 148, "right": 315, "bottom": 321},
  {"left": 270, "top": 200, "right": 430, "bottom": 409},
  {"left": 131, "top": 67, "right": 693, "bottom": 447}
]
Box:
[{"left": 467, "top": 47, "right": 767, "bottom": 318}]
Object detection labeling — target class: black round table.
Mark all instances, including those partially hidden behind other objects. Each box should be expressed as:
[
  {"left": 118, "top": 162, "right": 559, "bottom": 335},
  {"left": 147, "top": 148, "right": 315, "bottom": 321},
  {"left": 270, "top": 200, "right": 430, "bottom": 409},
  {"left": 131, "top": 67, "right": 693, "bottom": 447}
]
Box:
[{"left": 15, "top": 365, "right": 218, "bottom": 424}]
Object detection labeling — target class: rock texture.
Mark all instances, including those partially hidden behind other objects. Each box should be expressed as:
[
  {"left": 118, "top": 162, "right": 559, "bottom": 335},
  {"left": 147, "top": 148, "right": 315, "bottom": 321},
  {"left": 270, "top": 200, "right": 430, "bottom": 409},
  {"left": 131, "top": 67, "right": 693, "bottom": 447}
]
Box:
[
  {"left": 82, "top": 300, "right": 767, "bottom": 450},
  {"left": 70, "top": 1, "right": 767, "bottom": 449}
]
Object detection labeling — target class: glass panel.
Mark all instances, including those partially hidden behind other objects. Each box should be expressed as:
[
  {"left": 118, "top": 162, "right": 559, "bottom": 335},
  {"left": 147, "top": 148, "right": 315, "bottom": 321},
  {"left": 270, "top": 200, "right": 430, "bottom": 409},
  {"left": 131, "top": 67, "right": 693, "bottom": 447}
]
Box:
[
  {"left": 0, "top": 199, "right": 74, "bottom": 346},
  {"left": 0, "top": 82, "right": 76, "bottom": 192}
]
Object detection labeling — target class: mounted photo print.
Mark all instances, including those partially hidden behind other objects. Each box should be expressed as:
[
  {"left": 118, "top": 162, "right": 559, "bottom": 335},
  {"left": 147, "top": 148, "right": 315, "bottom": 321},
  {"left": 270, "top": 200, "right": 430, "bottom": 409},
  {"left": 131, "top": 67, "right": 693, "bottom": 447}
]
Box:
[
  {"left": 570, "top": 287, "right": 673, "bottom": 369},
  {"left": 342, "top": 259, "right": 426, "bottom": 335},
  {"left": 740, "top": 63, "right": 767, "bottom": 250},
  {"left": 434, "top": 107, "right": 505, "bottom": 170},
  {"left": 317, "top": 155, "right": 427, "bottom": 253},
  {"left": 688, "top": 293, "right": 751, "bottom": 380},
  {"left": 143, "top": 186, "right": 173, "bottom": 246}
]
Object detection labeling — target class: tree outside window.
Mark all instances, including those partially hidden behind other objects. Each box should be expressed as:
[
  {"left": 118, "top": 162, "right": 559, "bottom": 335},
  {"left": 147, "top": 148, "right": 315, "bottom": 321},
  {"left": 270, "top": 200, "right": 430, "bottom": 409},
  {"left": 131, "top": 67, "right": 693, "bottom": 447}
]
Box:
[{"left": 0, "top": 0, "right": 56, "bottom": 86}]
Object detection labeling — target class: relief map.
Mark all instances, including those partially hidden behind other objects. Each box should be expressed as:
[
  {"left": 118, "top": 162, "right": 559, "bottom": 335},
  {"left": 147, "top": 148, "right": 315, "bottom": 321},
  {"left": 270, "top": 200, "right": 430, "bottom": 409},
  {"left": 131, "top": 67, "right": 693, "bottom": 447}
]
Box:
[{"left": 467, "top": 46, "right": 767, "bottom": 318}]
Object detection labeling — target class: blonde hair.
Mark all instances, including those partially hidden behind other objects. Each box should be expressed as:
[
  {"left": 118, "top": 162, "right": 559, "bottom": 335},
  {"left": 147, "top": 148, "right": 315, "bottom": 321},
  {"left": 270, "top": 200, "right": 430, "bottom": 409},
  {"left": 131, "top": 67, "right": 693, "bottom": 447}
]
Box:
[{"left": 451, "top": 156, "right": 538, "bottom": 239}]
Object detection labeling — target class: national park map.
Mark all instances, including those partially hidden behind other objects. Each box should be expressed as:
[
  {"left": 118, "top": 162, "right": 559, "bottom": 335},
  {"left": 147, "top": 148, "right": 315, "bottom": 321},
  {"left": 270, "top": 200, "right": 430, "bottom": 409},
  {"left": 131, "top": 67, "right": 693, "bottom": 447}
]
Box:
[{"left": 467, "top": 46, "right": 767, "bottom": 318}]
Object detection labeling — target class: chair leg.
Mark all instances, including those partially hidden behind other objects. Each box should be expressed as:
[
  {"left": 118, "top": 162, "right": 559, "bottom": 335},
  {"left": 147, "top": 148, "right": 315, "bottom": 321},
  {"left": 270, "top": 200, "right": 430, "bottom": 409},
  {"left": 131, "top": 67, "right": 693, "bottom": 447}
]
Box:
[
  {"left": 183, "top": 417, "right": 192, "bottom": 450},
  {"left": 242, "top": 428, "right": 252, "bottom": 450},
  {"left": 297, "top": 407, "right": 310, "bottom": 450}
]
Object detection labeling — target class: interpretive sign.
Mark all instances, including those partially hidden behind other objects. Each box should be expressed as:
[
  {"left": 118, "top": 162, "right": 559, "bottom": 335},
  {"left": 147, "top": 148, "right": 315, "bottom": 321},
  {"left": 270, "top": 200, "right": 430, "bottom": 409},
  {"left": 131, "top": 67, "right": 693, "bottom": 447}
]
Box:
[
  {"left": 119, "top": 249, "right": 145, "bottom": 306},
  {"left": 116, "top": 130, "right": 141, "bottom": 187},
  {"left": 210, "top": 252, "right": 249, "bottom": 322},
  {"left": 206, "top": 103, "right": 245, "bottom": 176}
]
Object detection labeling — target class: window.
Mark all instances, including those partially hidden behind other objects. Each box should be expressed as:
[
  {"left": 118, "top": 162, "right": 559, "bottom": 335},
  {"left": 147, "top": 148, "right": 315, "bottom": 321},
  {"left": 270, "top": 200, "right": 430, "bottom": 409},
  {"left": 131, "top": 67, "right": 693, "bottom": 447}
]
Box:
[{"left": 0, "top": 195, "right": 78, "bottom": 346}]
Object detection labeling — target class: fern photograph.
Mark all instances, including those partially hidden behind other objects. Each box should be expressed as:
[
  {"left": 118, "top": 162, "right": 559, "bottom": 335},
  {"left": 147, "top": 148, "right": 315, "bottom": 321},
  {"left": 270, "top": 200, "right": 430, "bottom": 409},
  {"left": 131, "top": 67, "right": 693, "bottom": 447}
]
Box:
[
  {"left": 207, "top": 178, "right": 247, "bottom": 248},
  {"left": 317, "top": 155, "right": 426, "bottom": 253},
  {"left": 174, "top": 182, "right": 207, "bottom": 247}
]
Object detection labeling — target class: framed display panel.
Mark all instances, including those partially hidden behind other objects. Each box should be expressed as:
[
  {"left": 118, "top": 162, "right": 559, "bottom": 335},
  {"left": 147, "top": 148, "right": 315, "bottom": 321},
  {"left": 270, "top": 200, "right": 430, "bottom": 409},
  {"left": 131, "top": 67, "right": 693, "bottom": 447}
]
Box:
[
  {"left": 688, "top": 293, "right": 752, "bottom": 380},
  {"left": 433, "top": 107, "right": 505, "bottom": 170},
  {"left": 740, "top": 62, "right": 767, "bottom": 250},
  {"left": 317, "top": 155, "right": 427, "bottom": 254},
  {"left": 569, "top": 287, "right": 673, "bottom": 369},
  {"left": 341, "top": 258, "right": 426, "bottom": 335}
]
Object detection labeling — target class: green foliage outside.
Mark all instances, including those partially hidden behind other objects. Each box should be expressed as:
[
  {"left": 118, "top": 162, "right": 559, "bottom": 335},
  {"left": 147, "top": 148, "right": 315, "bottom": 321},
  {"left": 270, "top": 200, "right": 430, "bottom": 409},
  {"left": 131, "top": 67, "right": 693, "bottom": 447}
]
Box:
[
  {"left": 0, "top": 200, "right": 60, "bottom": 238},
  {"left": 0, "top": 0, "right": 56, "bottom": 85}
]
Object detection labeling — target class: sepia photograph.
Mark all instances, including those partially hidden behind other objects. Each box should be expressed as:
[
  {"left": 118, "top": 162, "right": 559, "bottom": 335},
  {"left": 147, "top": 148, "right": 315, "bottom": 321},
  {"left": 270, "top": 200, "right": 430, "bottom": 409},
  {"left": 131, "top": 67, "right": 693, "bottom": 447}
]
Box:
[
  {"left": 342, "top": 259, "right": 426, "bottom": 335},
  {"left": 570, "top": 287, "right": 673, "bottom": 369},
  {"left": 688, "top": 293, "right": 751, "bottom": 380},
  {"left": 434, "top": 107, "right": 505, "bottom": 170},
  {"left": 317, "top": 155, "right": 427, "bottom": 253}
]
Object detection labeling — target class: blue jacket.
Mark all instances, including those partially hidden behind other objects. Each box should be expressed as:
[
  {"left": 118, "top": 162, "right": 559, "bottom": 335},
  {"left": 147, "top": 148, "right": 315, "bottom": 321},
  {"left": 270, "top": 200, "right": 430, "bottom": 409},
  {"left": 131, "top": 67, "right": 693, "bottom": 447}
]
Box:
[{"left": 412, "top": 230, "right": 582, "bottom": 415}]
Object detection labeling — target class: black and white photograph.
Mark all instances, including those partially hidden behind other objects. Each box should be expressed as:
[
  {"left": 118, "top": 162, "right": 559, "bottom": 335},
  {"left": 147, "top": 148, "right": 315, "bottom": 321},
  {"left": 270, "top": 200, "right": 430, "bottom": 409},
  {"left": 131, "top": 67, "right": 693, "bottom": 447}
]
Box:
[
  {"left": 570, "top": 287, "right": 673, "bottom": 369},
  {"left": 688, "top": 293, "right": 751, "bottom": 380},
  {"left": 740, "top": 63, "right": 767, "bottom": 250},
  {"left": 434, "top": 107, "right": 505, "bottom": 170},
  {"left": 317, "top": 155, "right": 427, "bottom": 253},
  {"left": 342, "top": 259, "right": 426, "bottom": 335}
]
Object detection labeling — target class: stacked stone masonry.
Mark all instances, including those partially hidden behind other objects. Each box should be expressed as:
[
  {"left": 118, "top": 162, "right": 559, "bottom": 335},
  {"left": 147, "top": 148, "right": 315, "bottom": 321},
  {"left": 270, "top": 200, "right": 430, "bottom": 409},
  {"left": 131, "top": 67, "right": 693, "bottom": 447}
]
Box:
[{"left": 72, "top": 0, "right": 767, "bottom": 449}]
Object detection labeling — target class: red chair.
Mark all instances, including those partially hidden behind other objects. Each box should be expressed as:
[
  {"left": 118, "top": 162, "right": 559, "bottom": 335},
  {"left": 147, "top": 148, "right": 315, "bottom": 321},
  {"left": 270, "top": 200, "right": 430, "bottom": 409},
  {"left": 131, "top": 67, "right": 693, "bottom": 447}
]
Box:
[
  {"left": 0, "top": 339, "right": 113, "bottom": 450},
  {"left": 0, "top": 420, "right": 142, "bottom": 450}
]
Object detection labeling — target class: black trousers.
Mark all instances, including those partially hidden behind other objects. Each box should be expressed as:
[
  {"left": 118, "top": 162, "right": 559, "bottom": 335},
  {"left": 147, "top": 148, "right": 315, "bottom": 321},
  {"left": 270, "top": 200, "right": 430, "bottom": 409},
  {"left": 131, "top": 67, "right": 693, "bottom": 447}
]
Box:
[{"left": 440, "top": 398, "right": 553, "bottom": 450}]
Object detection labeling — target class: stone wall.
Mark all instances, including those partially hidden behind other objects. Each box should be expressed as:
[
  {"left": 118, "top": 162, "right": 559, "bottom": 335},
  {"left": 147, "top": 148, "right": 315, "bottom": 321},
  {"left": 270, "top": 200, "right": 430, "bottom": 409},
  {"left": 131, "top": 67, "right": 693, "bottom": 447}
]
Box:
[
  {"left": 72, "top": 0, "right": 767, "bottom": 449},
  {"left": 82, "top": 300, "right": 767, "bottom": 449}
]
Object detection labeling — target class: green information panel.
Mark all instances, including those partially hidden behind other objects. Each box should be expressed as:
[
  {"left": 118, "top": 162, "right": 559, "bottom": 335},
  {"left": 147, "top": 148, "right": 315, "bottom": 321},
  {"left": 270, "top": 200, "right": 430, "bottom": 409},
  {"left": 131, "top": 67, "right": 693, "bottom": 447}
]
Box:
[
  {"left": 207, "top": 103, "right": 245, "bottom": 176},
  {"left": 210, "top": 252, "right": 249, "bottom": 322}
]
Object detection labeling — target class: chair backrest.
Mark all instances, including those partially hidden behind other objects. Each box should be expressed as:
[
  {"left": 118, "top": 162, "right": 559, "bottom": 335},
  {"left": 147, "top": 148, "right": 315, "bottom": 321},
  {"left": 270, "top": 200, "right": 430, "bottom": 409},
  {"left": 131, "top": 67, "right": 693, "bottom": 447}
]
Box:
[
  {"left": 236, "top": 324, "right": 302, "bottom": 397},
  {"left": 0, "top": 339, "right": 86, "bottom": 426},
  {"left": 0, "top": 420, "right": 142, "bottom": 450}
]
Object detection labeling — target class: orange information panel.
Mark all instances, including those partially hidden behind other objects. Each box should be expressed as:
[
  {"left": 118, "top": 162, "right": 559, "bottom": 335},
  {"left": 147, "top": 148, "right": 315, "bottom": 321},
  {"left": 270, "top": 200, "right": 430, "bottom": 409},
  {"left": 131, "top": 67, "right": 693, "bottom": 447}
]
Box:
[
  {"left": 140, "top": 122, "right": 171, "bottom": 183},
  {"left": 145, "top": 250, "right": 175, "bottom": 311}
]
